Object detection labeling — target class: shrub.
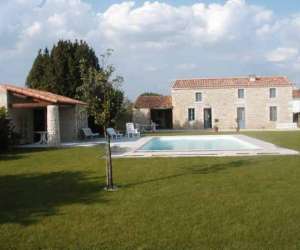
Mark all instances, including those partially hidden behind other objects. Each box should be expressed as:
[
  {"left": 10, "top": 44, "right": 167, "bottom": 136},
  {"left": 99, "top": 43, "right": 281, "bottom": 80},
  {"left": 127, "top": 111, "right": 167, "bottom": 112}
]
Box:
[
  {"left": 0, "top": 107, "right": 10, "bottom": 152},
  {"left": 0, "top": 107, "right": 19, "bottom": 152}
]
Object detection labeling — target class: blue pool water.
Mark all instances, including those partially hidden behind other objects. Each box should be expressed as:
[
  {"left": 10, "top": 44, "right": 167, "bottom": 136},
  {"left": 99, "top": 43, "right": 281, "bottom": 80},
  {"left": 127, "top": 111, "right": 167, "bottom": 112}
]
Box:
[{"left": 138, "top": 136, "right": 259, "bottom": 151}]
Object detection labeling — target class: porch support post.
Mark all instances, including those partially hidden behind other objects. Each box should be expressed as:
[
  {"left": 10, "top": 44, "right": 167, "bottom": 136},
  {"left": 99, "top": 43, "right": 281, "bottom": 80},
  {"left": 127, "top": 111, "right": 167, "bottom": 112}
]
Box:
[{"left": 47, "top": 105, "right": 61, "bottom": 146}]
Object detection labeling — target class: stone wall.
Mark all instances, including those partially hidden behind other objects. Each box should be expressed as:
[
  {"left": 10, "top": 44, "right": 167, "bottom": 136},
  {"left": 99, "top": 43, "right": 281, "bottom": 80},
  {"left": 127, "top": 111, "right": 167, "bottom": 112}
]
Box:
[
  {"left": 9, "top": 108, "right": 34, "bottom": 144},
  {"left": 75, "top": 105, "right": 88, "bottom": 137},
  {"left": 0, "top": 89, "right": 8, "bottom": 108},
  {"left": 3, "top": 91, "right": 34, "bottom": 144},
  {"left": 59, "top": 105, "right": 88, "bottom": 142},
  {"left": 172, "top": 86, "right": 293, "bottom": 129}
]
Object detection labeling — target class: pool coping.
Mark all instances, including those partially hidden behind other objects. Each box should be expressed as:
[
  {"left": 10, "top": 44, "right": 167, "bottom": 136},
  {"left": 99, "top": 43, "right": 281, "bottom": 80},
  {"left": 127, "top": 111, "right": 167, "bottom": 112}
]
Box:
[{"left": 110, "top": 134, "right": 299, "bottom": 158}]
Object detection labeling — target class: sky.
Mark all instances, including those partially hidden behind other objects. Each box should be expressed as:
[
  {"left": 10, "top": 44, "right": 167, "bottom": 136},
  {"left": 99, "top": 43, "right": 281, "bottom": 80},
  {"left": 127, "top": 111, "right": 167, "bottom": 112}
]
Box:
[{"left": 1, "top": 0, "right": 300, "bottom": 100}]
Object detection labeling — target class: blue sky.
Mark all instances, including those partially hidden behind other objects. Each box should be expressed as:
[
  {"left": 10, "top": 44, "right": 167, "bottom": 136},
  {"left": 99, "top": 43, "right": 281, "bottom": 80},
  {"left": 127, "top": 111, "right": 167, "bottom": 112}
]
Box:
[{"left": 1, "top": 0, "right": 300, "bottom": 99}]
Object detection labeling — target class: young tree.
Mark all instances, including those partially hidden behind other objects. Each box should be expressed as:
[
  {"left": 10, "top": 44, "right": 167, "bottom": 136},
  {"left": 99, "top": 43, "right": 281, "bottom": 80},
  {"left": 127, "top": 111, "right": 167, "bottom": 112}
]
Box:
[
  {"left": 77, "top": 50, "right": 124, "bottom": 131},
  {"left": 77, "top": 50, "right": 123, "bottom": 190}
]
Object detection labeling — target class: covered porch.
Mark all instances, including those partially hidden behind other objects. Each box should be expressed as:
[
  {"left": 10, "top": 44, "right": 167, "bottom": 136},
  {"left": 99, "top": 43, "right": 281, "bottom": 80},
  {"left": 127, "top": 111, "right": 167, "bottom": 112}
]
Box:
[
  {"left": 133, "top": 95, "right": 173, "bottom": 130},
  {"left": 1, "top": 84, "right": 88, "bottom": 146}
]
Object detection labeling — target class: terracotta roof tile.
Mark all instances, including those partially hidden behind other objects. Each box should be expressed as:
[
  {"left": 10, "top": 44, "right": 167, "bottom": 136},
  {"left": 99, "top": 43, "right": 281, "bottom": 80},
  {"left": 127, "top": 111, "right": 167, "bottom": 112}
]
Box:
[
  {"left": 135, "top": 95, "right": 172, "bottom": 109},
  {"left": 293, "top": 89, "right": 300, "bottom": 98},
  {"left": 0, "top": 84, "right": 86, "bottom": 105},
  {"left": 172, "top": 76, "right": 292, "bottom": 89}
]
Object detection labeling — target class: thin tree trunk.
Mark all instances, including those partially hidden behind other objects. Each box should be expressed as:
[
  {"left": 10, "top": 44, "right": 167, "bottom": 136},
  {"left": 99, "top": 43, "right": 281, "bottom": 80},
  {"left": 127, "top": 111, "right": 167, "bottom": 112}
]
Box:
[{"left": 105, "top": 128, "right": 113, "bottom": 189}]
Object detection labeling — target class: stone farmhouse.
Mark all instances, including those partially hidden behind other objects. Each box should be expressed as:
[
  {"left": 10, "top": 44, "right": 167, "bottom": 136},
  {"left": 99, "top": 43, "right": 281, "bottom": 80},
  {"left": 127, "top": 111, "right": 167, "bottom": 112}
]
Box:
[
  {"left": 0, "top": 84, "right": 88, "bottom": 145},
  {"left": 134, "top": 75, "right": 299, "bottom": 130}
]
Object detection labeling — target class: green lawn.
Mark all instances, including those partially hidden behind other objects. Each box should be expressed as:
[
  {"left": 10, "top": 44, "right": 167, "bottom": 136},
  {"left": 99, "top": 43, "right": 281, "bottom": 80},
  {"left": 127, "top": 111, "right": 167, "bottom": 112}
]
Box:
[{"left": 1, "top": 131, "right": 300, "bottom": 249}]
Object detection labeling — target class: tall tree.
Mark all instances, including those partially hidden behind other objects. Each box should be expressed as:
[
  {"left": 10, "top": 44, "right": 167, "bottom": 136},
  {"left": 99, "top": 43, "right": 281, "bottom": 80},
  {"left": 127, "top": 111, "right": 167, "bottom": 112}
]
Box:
[{"left": 26, "top": 40, "right": 99, "bottom": 97}]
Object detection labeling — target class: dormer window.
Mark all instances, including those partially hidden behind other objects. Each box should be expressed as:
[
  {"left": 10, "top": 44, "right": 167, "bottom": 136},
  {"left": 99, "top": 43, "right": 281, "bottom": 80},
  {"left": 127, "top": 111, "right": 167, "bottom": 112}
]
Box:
[
  {"left": 195, "top": 92, "right": 202, "bottom": 102},
  {"left": 238, "top": 89, "right": 244, "bottom": 99},
  {"left": 270, "top": 88, "right": 276, "bottom": 98}
]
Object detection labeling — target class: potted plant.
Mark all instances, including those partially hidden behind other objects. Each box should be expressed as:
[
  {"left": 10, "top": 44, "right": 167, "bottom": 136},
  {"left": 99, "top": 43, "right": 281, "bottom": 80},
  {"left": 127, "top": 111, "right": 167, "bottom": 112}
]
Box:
[{"left": 214, "top": 118, "right": 219, "bottom": 133}]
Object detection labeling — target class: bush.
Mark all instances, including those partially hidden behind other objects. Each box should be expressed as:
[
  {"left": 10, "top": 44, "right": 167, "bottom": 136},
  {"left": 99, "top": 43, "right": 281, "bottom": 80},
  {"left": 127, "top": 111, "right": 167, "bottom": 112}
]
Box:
[{"left": 0, "top": 107, "right": 19, "bottom": 152}]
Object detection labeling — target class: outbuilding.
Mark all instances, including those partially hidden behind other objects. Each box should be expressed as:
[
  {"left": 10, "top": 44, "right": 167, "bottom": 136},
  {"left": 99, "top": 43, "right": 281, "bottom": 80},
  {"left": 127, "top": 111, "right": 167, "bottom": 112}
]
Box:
[
  {"left": 0, "top": 84, "right": 88, "bottom": 145},
  {"left": 133, "top": 95, "right": 173, "bottom": 129}
]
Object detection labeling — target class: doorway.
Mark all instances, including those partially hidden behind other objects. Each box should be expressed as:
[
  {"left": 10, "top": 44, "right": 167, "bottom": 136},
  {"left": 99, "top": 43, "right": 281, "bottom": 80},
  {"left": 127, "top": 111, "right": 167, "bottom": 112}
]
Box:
[
  {"left": 150, "top": 109, "right": 173, "bottom": 129},
  {"left": 237, "top": 107, "right": 246, "bottom": 129},
  {"left": 33, "top": 109, "right": 46, "bottom": 142},
  {"left": 203, "top": 108, "right": 212, "bottom": 129}
]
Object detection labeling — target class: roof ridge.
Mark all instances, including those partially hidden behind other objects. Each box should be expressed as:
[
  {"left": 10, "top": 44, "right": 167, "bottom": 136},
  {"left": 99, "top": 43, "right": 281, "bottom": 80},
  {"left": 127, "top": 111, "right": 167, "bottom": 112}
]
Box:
[
  {"left": 174, "top": 75, "right": 288, "bottom": 81},
  {"left": 172, "top": 76, "right": 292, "bottom": 89}
]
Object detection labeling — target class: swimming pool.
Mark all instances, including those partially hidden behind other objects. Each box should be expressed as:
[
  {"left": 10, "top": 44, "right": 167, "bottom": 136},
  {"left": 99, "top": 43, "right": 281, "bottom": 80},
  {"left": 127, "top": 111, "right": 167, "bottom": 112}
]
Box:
[{"left": 137, "top": 135, "right": 260, "bottom": 152}]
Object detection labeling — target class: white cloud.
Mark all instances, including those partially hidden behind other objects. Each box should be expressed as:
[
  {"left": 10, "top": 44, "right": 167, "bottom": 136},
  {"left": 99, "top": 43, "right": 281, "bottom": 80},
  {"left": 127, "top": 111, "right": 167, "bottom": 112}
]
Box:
[
  {"left": 25, "top": 22, "right": 42, "bottom": 37},
  {"left": 266, "top": 47, "right": 299, "bottom": 63},
  {"left": 1, "top": 0, "right": 300, "bottom": 99}
]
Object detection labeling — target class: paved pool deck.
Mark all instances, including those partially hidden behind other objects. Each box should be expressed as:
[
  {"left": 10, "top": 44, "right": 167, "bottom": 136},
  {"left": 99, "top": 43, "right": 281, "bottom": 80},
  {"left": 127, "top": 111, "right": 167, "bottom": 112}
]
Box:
[
  {"left": 18, "top": 134, "right": 299, "bottom": 158},
  {"left": 109, "top": 134, "right": 299, "bottom": 158}
]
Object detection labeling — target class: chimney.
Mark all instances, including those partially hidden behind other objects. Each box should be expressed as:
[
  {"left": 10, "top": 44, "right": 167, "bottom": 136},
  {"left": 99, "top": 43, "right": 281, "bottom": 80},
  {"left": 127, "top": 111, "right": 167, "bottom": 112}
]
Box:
[{"left": 249, "top": 74, "right": 256, "bottom": 82}]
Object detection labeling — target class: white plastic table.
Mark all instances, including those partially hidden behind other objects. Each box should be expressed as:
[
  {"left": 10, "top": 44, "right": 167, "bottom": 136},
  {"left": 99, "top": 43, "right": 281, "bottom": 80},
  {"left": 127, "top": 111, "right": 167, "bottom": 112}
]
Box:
[{"left": 35, "top": 131, "right": 48, "bottom": 144}]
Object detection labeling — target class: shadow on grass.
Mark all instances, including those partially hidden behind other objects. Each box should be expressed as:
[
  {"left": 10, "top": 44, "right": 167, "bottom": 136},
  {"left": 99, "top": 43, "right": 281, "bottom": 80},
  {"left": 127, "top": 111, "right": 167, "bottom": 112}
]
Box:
[
  {"left": 0, "top": 148, "right": 63, "bottom": 161},
  {"left": 124, "top": 159, "right": 253, "bottom": 188},
  {"left": 0, "top": 171, "right": 106, "bottom": 225},
  {"left": 186, "top": 159, "right": 251, "bottom": 174}
]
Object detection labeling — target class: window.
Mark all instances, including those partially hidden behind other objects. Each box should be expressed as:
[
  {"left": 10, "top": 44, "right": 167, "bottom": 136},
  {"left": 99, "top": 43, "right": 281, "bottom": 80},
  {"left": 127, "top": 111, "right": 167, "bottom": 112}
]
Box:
[
  {"left": 270, "top": 88, "right": 276, "bottom": 98},
  {"left": 238, "top": 89, "right": 244, "bottom": 99},
  {"left": 188, "top": 108, "right": 195, "bottom": 121},
  {"left": 195, "top": 92, "right": 202, "bottom": 102},
  {"left": 269, "top": 106, "right": 277, "bottom": 121}
]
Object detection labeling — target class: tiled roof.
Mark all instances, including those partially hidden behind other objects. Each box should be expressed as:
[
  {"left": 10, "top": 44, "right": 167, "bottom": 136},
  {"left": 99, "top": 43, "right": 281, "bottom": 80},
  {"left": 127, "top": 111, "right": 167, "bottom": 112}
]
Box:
[
  {"left": 293, "top": 89, "right": 300, "bottom": 98},
  {"left": 135, "top": 95, "right": 172, "bottom": 109},
  {"left": 0, "top": 84, "right": 86, "bottom": 105},
  {"left": 172, "top": 76, "right": 292, "bottom": 89}
]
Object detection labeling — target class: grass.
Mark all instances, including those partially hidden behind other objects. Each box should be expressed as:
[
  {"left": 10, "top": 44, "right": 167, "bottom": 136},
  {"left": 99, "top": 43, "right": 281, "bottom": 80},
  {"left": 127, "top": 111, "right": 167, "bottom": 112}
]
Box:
[{"left": 0, "top": 131, "right": 300, "bottom": 249}]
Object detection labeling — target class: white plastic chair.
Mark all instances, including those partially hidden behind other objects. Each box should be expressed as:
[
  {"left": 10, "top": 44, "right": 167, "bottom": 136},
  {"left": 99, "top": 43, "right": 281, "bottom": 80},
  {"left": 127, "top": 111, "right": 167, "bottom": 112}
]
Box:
[
  {"left": 81, "top": 128, "right": 99, "bottom": 139},
  {"left": 106, "top": 128, "right": 123, "bottom": 140},
  {"left": 126, "top": 123, "right": 140, "bottom": 138}
]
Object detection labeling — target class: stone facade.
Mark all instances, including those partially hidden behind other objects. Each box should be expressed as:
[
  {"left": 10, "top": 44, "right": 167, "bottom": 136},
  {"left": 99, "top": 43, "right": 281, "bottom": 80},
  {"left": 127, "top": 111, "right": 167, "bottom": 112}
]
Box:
[
  {"left": 59, "top": 105, "right": 88, "bottom": 141},
  {"left": 0, "top": 86, "right": 88, "bottom": 144},
  {"left": 172, "top": 86, "right": 294, "bottom": 129}
]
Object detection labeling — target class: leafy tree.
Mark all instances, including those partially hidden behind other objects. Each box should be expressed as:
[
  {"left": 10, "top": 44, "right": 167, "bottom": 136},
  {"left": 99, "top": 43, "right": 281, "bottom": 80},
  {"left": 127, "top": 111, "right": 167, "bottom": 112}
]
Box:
[
  {"left": 115, "top": 98, "right": 133, "bottom": 131},
  {"left": 26, "top": 40, "right": 99, "bottom": 97},
  {"left": 77, "top": 51, "right": 123, "bottom": 191},
  {"left": 77, "top": 50, "right": 124, "bottom": 132},
  {"left": 26, "top": 48, "right": 55, "bottom": 91}
]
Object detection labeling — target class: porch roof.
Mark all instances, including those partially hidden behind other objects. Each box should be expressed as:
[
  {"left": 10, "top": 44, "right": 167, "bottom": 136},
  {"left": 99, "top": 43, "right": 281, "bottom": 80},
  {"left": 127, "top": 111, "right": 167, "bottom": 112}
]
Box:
[
  {"left": 0, "top": 84, "right": 86, "bottom": 105},
  {"left": 134, "top": 95, "right": 172, "bottom": 109}
]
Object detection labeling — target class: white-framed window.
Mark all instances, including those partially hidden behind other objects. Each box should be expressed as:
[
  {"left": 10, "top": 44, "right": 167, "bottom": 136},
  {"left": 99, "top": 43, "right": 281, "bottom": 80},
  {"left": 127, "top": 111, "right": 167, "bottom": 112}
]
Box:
[
  {"left": 188, "top": 108, "right": 195, "bottom": 121},
  {"left": 270, "top": 88, "right": 276, "bottom": 98},
  {"left": 269, "top": 106, "right": 277, "bottom": 121},
  {"left": 195, "top": 92, "right": 202, "bottom": 102},
  {"left": 238, "top": 89, "right": 244, "bottom": 99}
]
